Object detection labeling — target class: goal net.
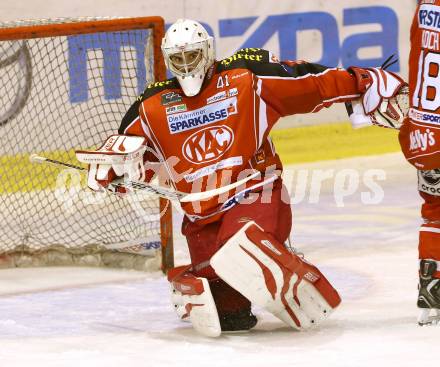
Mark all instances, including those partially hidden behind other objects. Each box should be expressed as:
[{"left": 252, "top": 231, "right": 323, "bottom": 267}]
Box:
[{"left": 0, "top": 17, "right": 173, "bottom": 272}]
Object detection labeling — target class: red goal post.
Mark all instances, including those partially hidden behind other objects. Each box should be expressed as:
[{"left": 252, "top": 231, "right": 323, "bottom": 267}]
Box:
[{"left": 0, "top": 17, "right": 174, "bottom": 272}]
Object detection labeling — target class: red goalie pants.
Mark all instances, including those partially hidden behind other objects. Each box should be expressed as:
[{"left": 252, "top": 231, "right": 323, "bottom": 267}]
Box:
[
  {"left": 181, "top": 179, "right": 292, "bottom": 314},
  {"left": 419, "top": 191, "right": 440, "bottom": 265}
]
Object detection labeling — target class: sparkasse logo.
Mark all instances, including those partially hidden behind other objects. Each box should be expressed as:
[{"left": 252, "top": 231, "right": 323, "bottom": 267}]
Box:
[{"left": 167, "top": 97, "right": 238, "bottom": 134}]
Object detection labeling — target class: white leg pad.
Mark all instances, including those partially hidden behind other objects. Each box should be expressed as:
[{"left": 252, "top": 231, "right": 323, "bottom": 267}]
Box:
[
  {"left": 210, "top": 222, "right": 341, "bottom": 330},
  {"left": 169, "top": 269, "right": 221, "bottom": 337}
]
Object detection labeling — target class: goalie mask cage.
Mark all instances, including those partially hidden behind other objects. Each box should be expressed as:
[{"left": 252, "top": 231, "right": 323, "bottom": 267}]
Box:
[{"left": 0, "top": 17, "right": 174, "bottom": 272}]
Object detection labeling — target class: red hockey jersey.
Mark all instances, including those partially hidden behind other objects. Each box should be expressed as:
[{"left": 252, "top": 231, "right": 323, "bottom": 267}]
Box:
[
  {"left": 119, "top": 48, "right": 361, "bottom": 223},
  {"left": 400, "top": 1, "right": 440, "bottom": 169}
]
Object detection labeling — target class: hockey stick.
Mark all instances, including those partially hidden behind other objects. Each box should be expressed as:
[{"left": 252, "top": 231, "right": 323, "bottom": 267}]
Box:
[{"left": 29, "top": 154, "right": 262, "bottom": 203}]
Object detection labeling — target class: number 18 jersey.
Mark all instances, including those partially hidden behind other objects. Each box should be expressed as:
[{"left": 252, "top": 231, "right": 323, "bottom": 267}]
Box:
[{"left": 400, "top": 1, "right": 440, "bottom": 169}]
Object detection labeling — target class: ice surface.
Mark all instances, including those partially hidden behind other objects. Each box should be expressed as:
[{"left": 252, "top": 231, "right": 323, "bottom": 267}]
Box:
[{"left": 0, "top": 153, "right": 435, "bottom": 367}]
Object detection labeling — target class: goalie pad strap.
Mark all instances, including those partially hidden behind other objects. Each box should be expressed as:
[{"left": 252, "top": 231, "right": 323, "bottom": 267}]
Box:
[
  {"left": 167, "top": 264, "right": 193, "bottom": 284},
  {"left": 170, "top": 271, "right": 205, "bottom": 296}
]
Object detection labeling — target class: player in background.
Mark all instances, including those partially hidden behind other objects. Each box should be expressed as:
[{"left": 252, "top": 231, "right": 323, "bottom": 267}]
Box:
[
  {"left": 348, "top": 1, "right": 440, "bottom": 326},
  {"left": 398, "top": 0, "right": 440, "bottom": 326},
  {"left": 78, "top": 19, "right": 406, "bottom": 337}
]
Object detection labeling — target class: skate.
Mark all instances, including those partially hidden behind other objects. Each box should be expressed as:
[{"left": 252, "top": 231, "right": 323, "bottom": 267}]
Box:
[
  {"left": 417, "top": 260, "right": 440, "bottom": 326},
  {"left": 219, "top": 309, "right": 258, "bottom": 332}
]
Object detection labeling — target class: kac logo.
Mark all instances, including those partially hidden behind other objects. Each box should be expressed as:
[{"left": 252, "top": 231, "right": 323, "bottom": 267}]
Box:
[{"left": 183, "top": 125, "right": 234, "bottom": 164}]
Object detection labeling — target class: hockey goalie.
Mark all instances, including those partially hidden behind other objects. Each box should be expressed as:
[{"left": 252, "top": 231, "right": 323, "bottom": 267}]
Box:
[{"left": 77, "top": 19, "right": 407, "bottom": 336}]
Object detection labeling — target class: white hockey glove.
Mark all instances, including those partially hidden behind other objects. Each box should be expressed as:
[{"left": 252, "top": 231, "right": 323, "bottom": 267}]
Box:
[
  {"left": 211, "top": 221, "right": 341, "bottom": 331},
  {"left": 167, "top": 265, "right": 221, "bottom": 337},
  {"left": 347, "top": 67, "right": 409, "bottom": 129},
  {"left": 75, "top": 135, "right": 147, "bottom": 193}
]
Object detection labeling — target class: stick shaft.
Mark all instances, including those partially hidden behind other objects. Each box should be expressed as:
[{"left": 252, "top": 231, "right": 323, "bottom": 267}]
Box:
[
  {"left": 29, "top": 154, "right": 269, "bottom": 203},
  {"left": 30, "top": 154, "right": 86, "bottom": 171},
  {"left": 30, "top": 154, "right": 182, "bottom": 200}
]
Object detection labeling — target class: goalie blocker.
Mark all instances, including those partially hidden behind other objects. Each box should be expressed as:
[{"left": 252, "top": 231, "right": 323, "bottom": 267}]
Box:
[{"left": 169, "top": 221, "right": 341, "bottom": 337}]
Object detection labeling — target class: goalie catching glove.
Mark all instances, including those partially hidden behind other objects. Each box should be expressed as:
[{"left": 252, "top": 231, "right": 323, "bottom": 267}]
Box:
[
  {"left": 347, "top": 66, "right": 409, "bottom": 130},
  {"left": 75, "top": 134, "right": 149, "bottom": 193}
]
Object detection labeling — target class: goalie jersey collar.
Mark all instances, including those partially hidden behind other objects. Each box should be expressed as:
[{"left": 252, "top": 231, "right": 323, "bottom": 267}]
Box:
[{"left": 138, "top": 47, "right": 298, "bottom": 102}]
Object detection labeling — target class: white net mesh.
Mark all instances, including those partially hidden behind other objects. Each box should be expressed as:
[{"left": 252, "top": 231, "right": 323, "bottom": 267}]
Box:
[{"left": 0, "top": 18, "right": 168, "bottom": 271}]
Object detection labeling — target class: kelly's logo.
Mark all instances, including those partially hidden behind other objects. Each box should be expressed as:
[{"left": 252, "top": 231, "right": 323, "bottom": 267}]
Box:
[{"left": 409, "top": 129, "right": 436, "bottom": 152}]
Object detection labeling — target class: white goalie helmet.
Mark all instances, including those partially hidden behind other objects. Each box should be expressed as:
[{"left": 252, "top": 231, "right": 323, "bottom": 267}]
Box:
[{"left": 161, "top": 19, "right": 215, "bottom": 96}]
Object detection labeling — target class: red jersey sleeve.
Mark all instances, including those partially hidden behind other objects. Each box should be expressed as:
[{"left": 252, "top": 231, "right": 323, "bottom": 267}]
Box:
[{"left": 256, "top": 60, "right": 361, "bottom": 117}]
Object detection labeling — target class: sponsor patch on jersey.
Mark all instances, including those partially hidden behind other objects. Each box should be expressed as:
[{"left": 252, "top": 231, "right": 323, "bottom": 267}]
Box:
[
  {"left": 220, "top": 48, "right": 265, "bottom": 67},
  {"left": 207, "top": 91, "right": 227, "bottom": 104},
  {"left": 409, "top": 108, "right": 440, "bottom": 126},
  {"left": 206, "top": 89, "right": 238, "bottom": 104},
  {"left": 228, "top": 87, "right": 238, "bottom": 97},
  {"left": 418, "top": 169, "right": 440, "bottom": 196},
  {"left": 182, "top": 125, "right": 234, "bottom": 164},
  {"left": 419, "top": 4, "right": 440, "bottom": 31},
  {"left": 183, "top": 156, "right": 243, "bottom": 183},
  {"left": 167, "top": 97, "right": 238, "bottom": 134},
  {"left": 232, "top": 71, "right": 249, "bottom": 80},
  {"left": 166, "top": 104, "right": 187, "bottom": 115},
  {"left": 410, "top": 129, "right": 436, "bottom": 152},
  {"left": 161, "top": 91, "right": 182, "bottom": 106},
  {"left": 255, "top": 148, "right": 266, "bottom": 163}
]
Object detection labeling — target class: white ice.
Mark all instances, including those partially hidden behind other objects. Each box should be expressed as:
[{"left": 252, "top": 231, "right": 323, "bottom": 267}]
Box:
[{"left": 0, "top": 153, "right": 437, "bottom": 367}]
